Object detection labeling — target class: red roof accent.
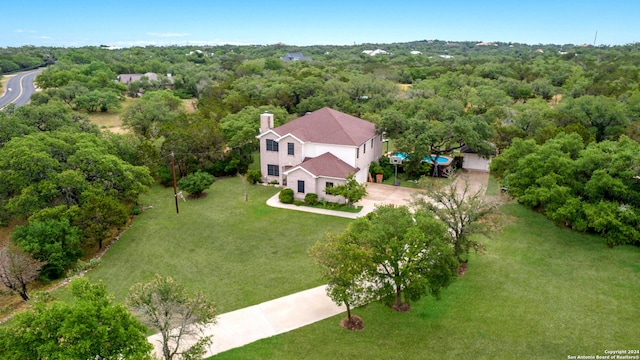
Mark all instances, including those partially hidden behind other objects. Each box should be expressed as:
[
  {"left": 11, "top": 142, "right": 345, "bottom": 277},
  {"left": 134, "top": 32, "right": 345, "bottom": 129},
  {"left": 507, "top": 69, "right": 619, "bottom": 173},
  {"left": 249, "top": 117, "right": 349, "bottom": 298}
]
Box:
[
  {"left": 293, "top": 152, "right": 358, "bottom": 178},
  {"left": 272, "top": 107, "right": 375, "bottom": 146}
]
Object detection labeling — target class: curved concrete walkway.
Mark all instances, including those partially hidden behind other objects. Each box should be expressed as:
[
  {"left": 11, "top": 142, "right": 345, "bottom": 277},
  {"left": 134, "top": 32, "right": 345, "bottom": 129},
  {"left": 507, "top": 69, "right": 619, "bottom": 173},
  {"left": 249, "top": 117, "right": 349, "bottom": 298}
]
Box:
[
  {"left": 147, "top": 172, "right": 490, "bottom": 358},
  {"left": 265, "top": 182, "right": 420, "bottom": 219}
]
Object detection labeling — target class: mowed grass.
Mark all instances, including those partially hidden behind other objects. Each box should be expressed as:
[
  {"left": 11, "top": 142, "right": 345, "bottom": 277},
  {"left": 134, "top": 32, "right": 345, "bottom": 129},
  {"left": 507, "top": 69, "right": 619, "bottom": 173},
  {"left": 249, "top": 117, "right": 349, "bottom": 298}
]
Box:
[
  {"left": 211, "top": 204, "right": 640, "bottom": 359},
  {"left": 86, "top": 177, "right": 351, "bottom": 313}
]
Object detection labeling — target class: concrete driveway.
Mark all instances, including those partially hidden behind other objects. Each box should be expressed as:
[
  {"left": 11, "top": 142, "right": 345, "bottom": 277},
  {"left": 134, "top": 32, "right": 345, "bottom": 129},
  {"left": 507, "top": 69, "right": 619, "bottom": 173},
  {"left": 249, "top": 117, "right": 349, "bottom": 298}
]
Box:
[
  {"left": 358, "top": 170, "right": 490, "bottom": 211},
  {"left": 358, "top": 182, "right": 419, "bottom": 212},
  {"left": 267, "top": 170, "right": 490, "bottom": 218}
]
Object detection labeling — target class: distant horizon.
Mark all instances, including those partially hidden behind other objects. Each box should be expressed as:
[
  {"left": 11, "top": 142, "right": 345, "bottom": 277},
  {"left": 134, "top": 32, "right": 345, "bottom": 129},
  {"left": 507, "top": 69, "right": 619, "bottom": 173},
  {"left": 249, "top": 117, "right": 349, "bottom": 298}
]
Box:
[
  {"left": 3, "top": 1, "right": 639, "bottom": 48},
  {"left": 4, "top": 37, "right": 634, "bottom": 50}
]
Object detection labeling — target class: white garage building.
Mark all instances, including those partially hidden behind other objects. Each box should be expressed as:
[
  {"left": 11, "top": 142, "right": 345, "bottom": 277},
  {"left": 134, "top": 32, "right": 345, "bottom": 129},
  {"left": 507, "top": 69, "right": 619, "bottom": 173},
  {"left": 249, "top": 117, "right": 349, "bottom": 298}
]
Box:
[{"left": 460, "top": 145, "right": 493, "bottom": 172}]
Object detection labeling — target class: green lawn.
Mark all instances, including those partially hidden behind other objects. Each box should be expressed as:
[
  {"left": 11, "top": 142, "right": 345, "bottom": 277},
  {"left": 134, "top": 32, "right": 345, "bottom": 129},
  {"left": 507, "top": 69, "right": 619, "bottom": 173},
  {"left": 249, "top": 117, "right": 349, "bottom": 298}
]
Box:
[
  {"left": 85, "top": 177, "right": 351, "bottom": 313},
  {"left": 211, "top": 204, "right": 640, "bottom": 359}
]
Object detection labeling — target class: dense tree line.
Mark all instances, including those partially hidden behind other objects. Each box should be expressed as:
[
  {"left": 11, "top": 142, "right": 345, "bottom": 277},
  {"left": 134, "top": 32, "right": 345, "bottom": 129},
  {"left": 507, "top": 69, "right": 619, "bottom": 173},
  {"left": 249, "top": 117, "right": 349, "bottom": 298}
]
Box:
[
  {"left": 0, "top": 46, "right": 54, "bottom": 74},
  {"left": 491, "top": 133, "right": 640, "bottom": 246},
  {"left": 0, "top": 102, "right": 153, "bottom": 281}
]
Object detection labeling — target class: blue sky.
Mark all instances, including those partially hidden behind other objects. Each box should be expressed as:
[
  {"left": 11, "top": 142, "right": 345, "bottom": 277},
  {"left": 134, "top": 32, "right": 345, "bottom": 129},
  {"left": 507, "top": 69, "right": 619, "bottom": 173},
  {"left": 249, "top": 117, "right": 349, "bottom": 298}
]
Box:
[{"left": 2, "top": 0, "right": 639, "bottom": 48}]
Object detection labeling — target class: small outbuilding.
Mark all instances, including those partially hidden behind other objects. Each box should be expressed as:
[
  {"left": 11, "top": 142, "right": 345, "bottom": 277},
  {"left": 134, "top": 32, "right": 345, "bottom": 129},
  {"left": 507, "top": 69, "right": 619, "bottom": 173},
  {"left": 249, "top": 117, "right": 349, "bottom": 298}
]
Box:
[{"left": 460, "top": 145, "right": 492, "bottom": 172}]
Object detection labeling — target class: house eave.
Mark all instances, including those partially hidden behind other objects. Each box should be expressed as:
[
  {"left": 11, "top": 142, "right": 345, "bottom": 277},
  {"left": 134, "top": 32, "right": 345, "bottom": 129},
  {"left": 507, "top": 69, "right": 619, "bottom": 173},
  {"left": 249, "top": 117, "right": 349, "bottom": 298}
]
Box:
[{"left": 256, "top": 129, "right": 281, "bottom": 139}]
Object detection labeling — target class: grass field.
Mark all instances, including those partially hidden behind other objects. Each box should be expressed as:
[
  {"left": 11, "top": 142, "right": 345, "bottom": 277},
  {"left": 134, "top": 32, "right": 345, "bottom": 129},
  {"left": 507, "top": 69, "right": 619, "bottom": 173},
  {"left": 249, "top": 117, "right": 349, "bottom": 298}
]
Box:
[
  {"left": 85, "top": 177, "right": 351, "bottom": 313},
  {"left": 210, "top": 204, "right": 640, "bottom": 359},
  {"left": 3, "top": 168, "right": 639, "bottom": 359}
]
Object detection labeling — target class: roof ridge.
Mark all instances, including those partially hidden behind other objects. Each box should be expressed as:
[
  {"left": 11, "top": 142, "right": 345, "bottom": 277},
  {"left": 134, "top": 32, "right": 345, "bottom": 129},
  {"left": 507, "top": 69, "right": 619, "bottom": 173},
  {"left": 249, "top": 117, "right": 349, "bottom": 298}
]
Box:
[{"left": 325, "top": 108, "right": 364, "bottom": 145}]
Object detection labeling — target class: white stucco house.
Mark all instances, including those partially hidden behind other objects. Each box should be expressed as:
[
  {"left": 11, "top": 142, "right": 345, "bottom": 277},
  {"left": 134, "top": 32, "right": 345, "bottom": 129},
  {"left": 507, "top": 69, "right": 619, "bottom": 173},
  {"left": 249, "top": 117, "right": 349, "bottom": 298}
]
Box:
[{"left": 257, "top": 107, "right": 382, "bottom": 202}]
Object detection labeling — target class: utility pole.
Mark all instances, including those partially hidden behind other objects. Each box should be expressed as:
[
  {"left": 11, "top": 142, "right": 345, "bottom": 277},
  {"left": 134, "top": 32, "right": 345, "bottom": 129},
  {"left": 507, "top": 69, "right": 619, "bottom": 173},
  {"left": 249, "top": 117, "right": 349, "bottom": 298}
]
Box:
[{"left": 171, "top": 152, "right": 179, "bottom": 214}]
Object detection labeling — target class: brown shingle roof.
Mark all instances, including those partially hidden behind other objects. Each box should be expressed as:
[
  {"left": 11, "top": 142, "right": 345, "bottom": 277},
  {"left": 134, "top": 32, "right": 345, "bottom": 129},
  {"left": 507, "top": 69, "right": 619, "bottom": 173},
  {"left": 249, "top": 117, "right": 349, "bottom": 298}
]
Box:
[
  {"left": 273, "top": 107, "right": 375, "bottom": 146},
  {"left": 291, "top": 152, "right": 358, "bottom": 178},
  {"left": 117, "top": 72, "right": 159, "bottom": 84}
]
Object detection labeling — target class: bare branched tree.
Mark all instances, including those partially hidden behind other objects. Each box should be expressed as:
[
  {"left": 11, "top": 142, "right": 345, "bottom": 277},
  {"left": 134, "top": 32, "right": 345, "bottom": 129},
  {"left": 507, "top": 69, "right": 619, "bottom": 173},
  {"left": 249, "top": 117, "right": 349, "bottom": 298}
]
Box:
[
  {"left": 127, "top": 274, "right": 217, "bottom": 360},
  {"left": 412, "top": 175, "right": 502, "bottom": 263},
  {"left": 0, "top": 244, "right": 44, "bottom": 301}
]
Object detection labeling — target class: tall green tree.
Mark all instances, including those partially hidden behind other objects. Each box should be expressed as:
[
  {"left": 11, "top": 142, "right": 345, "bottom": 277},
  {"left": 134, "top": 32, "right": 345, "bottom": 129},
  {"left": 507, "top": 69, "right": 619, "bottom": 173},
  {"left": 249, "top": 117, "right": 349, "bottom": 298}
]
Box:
[
  {"left": 379, "top": 101, "right": 495, "bottom": 177},
  {"left": 412, "top": 177, "right": 499, "bottom": 263},
  {"left": 556, "top": 95, "right": 630, "bottom": 141},
  {"left": 78, "top": 189, "right": 129, "bottom": 249},
  {"left": 72, "top": 89, "right": 122, "bottom": 112},
  {"left": 11, "top": 218, "right": 82, "bottom": 279},
  {"left": 0, "top": 278, "right": 152, "bottom": 360},
  {"left": 121, "top": 90, "right": 184, "bottom": 140},
  {"left": 160, "top": 112, "right": 226, "bottom": 176},
  {"left": 328, "top": 205, "right": 458, "bottom": 311},
  {"left": 309, "top": 231, "right": 374, "bottom": 329}
]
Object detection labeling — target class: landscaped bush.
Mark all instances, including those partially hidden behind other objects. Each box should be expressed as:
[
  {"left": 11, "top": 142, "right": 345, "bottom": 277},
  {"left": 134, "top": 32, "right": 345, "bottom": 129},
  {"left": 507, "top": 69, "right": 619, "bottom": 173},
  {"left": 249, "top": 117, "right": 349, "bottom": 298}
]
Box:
[
  {"left": 378, "top": 156, "right": 394, "bottom": 180},
  {"left": 420, "top": 162, "right": 433, "bottom": 177},
  {"left": 246, "top": 169, "right": 262, "bottom": 184},
  {"left": 369, "top": 161, "right": 385, "bottom": 179},
  {"left": 129, "top": 204, "right": 142, "bottom": 216},
  {"left": 279, "top": 188, "right": 294, "bottom": 204},
  {"left": 304, "top": 193, "right": 318, "bottom": 205},
  {"left": 178, "top": 171, "right": 215, "bottom": 197}
]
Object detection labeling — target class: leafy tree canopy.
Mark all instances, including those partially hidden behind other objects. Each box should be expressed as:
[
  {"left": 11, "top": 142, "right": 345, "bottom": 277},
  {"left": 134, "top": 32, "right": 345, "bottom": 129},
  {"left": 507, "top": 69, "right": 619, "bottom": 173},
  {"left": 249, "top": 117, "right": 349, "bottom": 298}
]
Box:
[{"left": 0, "top": 278, "right": 152, "bottom": 360}]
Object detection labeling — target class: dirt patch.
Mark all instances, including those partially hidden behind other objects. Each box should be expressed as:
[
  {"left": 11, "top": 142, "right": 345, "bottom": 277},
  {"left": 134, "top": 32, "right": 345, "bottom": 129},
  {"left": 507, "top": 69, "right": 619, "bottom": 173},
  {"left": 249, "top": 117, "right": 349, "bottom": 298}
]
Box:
[
  {"left": 392, "top": 302, "right": 411, "bottom": 312},
  {"left": 340, "top": 315, "right": 364, "bottom": 330},
  {"left": 0, "top": 74, "right": 15, "bottom": 95},
  {"left": 103, "top": 126, "right": 129, "bottom": 134},
  {"left": 187, "top": 192, "right": 208, "bottom": 200},
  {"left": 183, "top": 99, "right": 198, "bottom": 113},
  {"left": 458, "top": 262, "right": 468, "bottom": 276}
]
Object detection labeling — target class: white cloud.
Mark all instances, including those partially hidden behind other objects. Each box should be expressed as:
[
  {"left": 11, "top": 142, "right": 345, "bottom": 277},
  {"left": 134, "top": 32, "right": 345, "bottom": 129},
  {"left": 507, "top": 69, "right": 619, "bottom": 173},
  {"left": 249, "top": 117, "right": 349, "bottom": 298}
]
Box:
[
  {"left": 106, "top": 38, "right": 259, "bottom": 48},
  {"left": 147, "top": 32, "right": 190, "bottom": 38}
]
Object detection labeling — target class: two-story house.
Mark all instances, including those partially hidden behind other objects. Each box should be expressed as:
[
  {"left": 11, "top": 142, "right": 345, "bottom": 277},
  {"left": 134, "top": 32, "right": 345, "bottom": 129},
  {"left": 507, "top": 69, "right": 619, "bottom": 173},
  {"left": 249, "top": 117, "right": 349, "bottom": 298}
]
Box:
[{"left": 257, "top": 107, "right": 382, "bottom": 202}]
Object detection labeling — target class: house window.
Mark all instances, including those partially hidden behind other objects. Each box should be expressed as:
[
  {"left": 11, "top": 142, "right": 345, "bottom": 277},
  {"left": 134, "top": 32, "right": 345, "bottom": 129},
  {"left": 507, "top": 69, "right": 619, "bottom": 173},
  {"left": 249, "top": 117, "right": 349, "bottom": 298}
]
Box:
[
  {"left": 267, "top": 164, "right": 279, "bottom": 176},
  {"left": 356, "top": 147, "right": 359, "bottom": 159},
  {"left": 266, "top": 139, "right": 279, "bottom": 152},
  {"left": 371, "top": 138, "right": 374, "bottom": 148},
  {"left": 363, "top": 143, "right": 366, "bottom": 154},
  {"left": 325, "top": 182, "right": 334, "bottom": 190},
  {"left": 287, "top": 142, "right": 294, "bottom": 155},
  {"left": 297, "top": 180, "right": 305, "bottom": 193}
]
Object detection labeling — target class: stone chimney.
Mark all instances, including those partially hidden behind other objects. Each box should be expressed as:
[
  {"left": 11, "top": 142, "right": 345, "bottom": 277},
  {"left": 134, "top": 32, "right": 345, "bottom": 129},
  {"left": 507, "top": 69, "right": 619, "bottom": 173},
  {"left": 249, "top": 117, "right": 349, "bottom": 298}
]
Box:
[{"left": 260, "top": 112, "right": 274, "bottom": 133}]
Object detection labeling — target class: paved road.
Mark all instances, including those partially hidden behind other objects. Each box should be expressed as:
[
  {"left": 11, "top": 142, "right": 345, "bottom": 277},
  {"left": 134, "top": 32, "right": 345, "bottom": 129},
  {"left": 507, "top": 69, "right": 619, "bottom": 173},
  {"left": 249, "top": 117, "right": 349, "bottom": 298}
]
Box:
[{"left": 0, "top": 68, "right": 43, "bottom": 109}]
